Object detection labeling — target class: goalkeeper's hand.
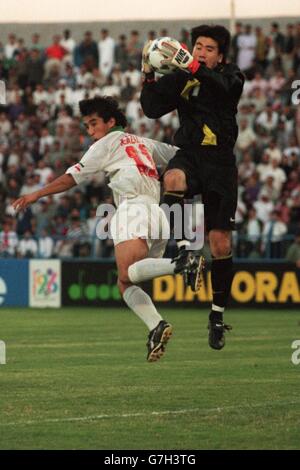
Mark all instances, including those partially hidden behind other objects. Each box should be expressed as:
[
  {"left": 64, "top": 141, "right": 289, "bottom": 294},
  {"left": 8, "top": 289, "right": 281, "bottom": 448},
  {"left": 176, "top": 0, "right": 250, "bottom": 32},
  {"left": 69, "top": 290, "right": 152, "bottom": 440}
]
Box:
[
  {"left": 158, "top": 38, "right": 200, "bottom": 73},
  {"left": 141, "top": 40, "right": 154, "bottom": 74}
]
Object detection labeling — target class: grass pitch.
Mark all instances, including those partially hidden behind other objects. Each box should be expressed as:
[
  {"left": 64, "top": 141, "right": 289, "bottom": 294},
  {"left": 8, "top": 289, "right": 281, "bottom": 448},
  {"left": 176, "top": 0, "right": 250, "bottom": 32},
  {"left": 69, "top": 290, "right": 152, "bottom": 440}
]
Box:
[{"left": 0, "top": 307, "right": 300, "bottom": 450}]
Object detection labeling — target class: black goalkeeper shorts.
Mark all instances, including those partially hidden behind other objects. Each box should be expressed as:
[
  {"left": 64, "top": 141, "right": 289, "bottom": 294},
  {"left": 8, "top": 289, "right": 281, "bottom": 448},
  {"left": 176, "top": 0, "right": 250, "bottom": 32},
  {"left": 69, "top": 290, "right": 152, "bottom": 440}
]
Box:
[{"left": 165, "top": 147, "right": 238, "bottom": 232}]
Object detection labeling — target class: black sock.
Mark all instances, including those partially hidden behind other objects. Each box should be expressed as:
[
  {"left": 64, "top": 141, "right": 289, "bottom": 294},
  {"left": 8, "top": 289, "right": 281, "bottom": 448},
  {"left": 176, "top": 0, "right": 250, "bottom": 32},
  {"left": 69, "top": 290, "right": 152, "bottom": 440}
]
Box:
[
  {"left": 162, "top": 191, "right": 186, "bottom": 245},
  {"left": 211, "top": 255, "right": 234, "bottom": 309},
  {"left": 209, "top": 311, "right": 223, "bottom": 322}
]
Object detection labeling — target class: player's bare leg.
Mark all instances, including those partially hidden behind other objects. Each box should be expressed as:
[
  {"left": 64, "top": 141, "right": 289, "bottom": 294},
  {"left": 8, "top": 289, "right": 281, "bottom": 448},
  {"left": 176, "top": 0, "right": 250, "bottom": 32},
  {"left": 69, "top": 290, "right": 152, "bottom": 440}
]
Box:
[
  {"left": 115, "top": 239, "right": 173, "bottom": 362},
  {"left": 207, "top": 229, "right": 233, "bottom": 350}
]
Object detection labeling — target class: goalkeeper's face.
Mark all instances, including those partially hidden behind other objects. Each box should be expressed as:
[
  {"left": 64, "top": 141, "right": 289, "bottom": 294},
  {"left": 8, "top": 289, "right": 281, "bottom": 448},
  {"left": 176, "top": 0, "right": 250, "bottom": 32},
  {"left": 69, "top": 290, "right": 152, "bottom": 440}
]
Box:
[
  {"left": 192, "top": 36, "right": 223, "bottom": 69},
  {"left": 83, "top": 113, "right": 116, "bottom": 141}
]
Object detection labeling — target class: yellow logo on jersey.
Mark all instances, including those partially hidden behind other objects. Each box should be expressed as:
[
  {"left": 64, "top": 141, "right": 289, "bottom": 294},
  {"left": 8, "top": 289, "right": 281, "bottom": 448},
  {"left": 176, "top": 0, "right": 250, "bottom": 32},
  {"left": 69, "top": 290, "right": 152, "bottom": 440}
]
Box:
[
  {"left": 180, "top": 79, "right": 200, "bottom": 100},
  {"left": 202, "top": 124, "right": 217, "bottom": 146}
]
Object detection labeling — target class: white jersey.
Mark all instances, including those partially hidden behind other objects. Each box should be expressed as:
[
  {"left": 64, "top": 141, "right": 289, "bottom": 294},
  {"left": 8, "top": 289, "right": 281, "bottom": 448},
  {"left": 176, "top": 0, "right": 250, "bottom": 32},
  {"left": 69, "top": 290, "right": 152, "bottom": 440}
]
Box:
[{"left": 66, "top": 130, "right": 178, "bottom": 207}]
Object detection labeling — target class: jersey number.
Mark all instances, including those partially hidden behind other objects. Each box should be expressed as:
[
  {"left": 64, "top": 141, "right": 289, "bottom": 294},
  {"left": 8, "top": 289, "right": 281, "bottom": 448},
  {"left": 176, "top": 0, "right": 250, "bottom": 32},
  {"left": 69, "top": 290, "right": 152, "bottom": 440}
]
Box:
[{"left": 125, "top": 144, "right": 158, "bottom": 179}]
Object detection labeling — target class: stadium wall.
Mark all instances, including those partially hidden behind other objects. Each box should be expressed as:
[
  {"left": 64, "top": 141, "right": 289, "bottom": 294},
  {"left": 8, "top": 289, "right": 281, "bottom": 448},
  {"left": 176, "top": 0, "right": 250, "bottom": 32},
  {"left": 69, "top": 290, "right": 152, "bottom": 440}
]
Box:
[
  {"left": 1, "top": 259, "right": 299, "bottom": 308},
  {"left": 0, "top": 17, "right": 298, "bottom": 45}
]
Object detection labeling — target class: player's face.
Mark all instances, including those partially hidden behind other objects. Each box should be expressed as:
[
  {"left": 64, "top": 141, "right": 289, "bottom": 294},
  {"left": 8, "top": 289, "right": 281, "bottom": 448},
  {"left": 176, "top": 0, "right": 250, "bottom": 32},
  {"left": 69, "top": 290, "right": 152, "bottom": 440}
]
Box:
[
  {"left": 83, "top": 113, "right": 115, "bottom": 141},
  {"left": 192, "top": 36, "right": 223, "bottom": 69}
]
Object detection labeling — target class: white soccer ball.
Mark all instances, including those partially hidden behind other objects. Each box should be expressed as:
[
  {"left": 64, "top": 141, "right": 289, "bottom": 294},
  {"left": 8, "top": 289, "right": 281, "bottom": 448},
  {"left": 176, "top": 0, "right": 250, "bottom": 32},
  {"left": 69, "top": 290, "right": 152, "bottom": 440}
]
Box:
[{"left": 148, "top": 37, "right": 178, "bottom": 75}]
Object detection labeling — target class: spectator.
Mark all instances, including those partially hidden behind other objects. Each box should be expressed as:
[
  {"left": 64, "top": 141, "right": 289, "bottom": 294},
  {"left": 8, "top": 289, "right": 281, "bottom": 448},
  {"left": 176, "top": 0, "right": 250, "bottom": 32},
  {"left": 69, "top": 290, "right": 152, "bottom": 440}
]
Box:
[
  {"left": 30, "top": 33, "right": 44, "bottom": 53},
  {"left": 149, "top": 120, "right": 164, "bottom": 142},
  {"left": 60, "top": 29, "right": 76, "bottom": 65},
  {"left": 237, "top": 24, "right": 257, "bottom": 72},
  {"left": 268, "top": 70, "right": 286, "bottom": 97},
  {"left": 66, "top": 210, "right": 90, "bottom": 257},
  {"left": 101, "top": 76, "right": 121, "bottom": 99},
  {"left": 236, "top": 120, "right": 257, "bottom": 161},
  {"left": 6, "top": 177, "right": 21, "bottom": 199},
  {"left": 55, "top": 79, "right": 74, "bottom": 106},
  {"left": 231, "top": 22, "right": 243, "bottom": 63},
  {"left": 288, "top": 192, "right": 300, "bottom": 235},
  {"left": 35, "top": 199, "right": 51, "bottom": 234},
  {"left": 62, "top": 63, "right": 77, "bottom": 89},
  {"left": 244, "top": 207, "right": 262, "bottom": 257},
  {"left": 98, "top": 29, "right": 115, "bottom": 78},
  {"left": 264, "top": 139, "right": 282, "bottom": 163},
  {"left": 17, "top": 229, "right": 38, "bottom": 258},
  {"left": 120, "top": 76, "right": 135, "bottom": 103},
  {"left": 264, "top": 158, "right": 287, "bottom": 193},
  {"left": 255, "top": 26, "right": 268, "bottom": 70},
  {"left": 45, "top": 35, "right": 67, "bottom": 78},
  {"left": 262, "top": 210, "right": 287, "bottom": 258},
  {"left": 249, "top": 87, "right": 268, "bottom": 113},
  {"left": 256, "top": 152, "right": 272, "bottom": 181},
  {"left": 115, "top": 34, "right": 129, "bottom": 72},
  {"left": 26, "top": 49, "right": 44, "bottom": 87},
  {"left": 0, "top": 219, "right": 18, "bottom": 257},
  {"left": 123, "top": 62, "right": 141, "bottom": 88},
  {"left": 258, "top": 175, "right": 280, "bottom": 202},
  {"left": 254, "top": 193, "right": 274, "bottom": 224},
  {"left": 38, "top": 228, "right": 54, "bottom": 258},
  {"left": 285, "top": 232, "right": 300, "bottom": 268},
  {"left": 0, "top": 112, "right": 12, "bottom": 135},
  {"left": 4, "top": 33, "right": 18, "bottom": 60},
  {"left": 38, "top": 128, "right": 54, "bottom": 155},
  {"left": 33, "top": 84, "right": 49, "bottom": 106},
  {"left": 20, "top": 174, "right": 42, "bottom": 197},
  {"left": 238, "top": 152, "right": 256, "bottom": 181},
  {"left": 127, "top": 30, "right": 142, "bottom": 68},
  {"left": 77, "top": 31, "right": 99, "bottom": 70},
  {"left": 247, "top": 72, "right": 269, "bottom": 96},
  {"left": 256, "top": 103, "right": 279, "bottom": 134},
  {"left": 270, "top": 22, "right": 285, "bottom": 56},
  {"left": 179, "top": 28, "right": 191, "bottom": 51}
]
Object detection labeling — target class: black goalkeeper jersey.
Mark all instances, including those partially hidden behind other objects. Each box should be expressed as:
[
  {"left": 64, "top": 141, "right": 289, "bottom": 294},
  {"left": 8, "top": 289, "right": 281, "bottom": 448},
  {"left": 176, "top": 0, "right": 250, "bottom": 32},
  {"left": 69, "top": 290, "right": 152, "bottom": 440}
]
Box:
[{"left": 141, "top": 63, "right": 244, "bottom": 165}]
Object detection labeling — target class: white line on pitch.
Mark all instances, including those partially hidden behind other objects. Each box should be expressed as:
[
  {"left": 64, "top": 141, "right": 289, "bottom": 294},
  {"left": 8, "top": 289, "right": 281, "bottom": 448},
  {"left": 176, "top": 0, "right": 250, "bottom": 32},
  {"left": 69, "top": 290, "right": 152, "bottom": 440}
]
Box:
[{"left": 1, "top": 399, "right": 300, "bottom": 427}]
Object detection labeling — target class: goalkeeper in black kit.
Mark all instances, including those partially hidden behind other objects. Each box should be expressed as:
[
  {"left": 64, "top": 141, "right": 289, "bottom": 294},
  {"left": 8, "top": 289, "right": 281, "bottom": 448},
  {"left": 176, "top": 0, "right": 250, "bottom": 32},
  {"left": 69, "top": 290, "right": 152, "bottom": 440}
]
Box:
[{"left": 140, "top": 25, "right": 244, "bottom": 350}]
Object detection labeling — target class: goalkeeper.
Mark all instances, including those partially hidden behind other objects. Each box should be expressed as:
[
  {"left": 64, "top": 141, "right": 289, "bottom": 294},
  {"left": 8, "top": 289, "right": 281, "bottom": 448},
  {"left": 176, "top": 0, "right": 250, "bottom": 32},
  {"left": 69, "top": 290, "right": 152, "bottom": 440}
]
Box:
[{"left": 140, "top": 25, "right": 244, "bottom": 350}]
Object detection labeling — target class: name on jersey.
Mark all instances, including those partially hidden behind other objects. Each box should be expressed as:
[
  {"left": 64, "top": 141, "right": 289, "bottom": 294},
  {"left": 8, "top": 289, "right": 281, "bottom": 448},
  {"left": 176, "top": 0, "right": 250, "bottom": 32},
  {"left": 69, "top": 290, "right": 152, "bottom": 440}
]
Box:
[{"left": 120, "top": 135, "right": 143, "bottom": 146}]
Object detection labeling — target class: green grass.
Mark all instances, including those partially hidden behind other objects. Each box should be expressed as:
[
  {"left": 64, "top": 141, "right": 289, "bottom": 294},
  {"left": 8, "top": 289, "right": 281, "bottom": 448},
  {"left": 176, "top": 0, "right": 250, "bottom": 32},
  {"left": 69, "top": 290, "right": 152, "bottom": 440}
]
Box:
[{"left": 0, "top": 307, "right": 300, "bottom": 450}]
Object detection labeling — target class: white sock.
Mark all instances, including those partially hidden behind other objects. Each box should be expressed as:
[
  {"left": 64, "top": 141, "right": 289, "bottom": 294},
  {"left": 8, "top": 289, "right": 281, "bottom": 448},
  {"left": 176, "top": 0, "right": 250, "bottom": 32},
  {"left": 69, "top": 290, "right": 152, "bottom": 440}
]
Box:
[
  {"left": 128, "top": 258, "right": 174, "bottom": 284},
  {"left": 123, "top": 285, "right": 163, "bottom": 331},
  {"left": 212, "top": 304, "right": 225, "bottom": 313}
]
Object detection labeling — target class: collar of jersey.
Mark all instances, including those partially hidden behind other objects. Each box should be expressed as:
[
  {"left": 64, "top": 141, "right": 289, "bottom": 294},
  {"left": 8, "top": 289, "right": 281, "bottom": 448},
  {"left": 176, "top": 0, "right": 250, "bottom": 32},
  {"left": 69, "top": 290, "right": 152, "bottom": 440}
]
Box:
[{"left": 107, "top": 126, "right": 124, "bottom": 134}]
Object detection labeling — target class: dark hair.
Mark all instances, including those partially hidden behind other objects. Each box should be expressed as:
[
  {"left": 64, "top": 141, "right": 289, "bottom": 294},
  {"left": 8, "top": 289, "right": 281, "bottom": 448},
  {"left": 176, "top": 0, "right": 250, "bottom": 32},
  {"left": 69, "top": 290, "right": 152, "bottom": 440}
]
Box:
[
  {"left": 191, "top": 24, "right": 231, "bottom": 61},
  {"left": 79, "top": 96, "right": 127, "bottom": 128}
]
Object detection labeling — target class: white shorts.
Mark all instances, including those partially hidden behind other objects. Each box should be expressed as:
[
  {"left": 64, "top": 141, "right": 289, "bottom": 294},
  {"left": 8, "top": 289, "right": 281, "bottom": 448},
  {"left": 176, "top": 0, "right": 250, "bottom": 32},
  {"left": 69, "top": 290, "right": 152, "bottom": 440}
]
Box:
[{"left": 110, "top": 197, "right": 170, "bottom": 259}]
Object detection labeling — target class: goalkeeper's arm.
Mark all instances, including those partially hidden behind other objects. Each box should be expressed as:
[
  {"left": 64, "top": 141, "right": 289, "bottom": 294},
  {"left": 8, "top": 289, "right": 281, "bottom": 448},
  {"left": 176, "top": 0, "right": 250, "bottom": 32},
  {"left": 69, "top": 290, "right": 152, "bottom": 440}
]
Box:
[
  {"left": 141, "top": 73, "right": 183, "bottom": 118},
  {"left": 158, "top": 38, "right": 244, "bottom": 96}
]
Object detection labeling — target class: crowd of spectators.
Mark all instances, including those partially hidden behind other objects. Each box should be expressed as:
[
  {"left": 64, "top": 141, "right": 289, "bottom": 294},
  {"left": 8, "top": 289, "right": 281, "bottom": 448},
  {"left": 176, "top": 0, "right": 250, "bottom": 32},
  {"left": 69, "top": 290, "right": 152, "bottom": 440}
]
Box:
[{"left": 0, "top": 22, "right": 300, "bottom": 263}]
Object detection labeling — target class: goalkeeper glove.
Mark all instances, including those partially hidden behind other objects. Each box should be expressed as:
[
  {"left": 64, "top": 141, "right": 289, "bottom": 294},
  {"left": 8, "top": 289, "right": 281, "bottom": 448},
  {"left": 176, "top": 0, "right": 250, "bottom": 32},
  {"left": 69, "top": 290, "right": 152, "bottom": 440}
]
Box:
[
  {"left": 141, "top": 40, "right": 154, "bottom": 75},
  {"left": 158, "top": 38, "right": 200, "bottom": 73}
]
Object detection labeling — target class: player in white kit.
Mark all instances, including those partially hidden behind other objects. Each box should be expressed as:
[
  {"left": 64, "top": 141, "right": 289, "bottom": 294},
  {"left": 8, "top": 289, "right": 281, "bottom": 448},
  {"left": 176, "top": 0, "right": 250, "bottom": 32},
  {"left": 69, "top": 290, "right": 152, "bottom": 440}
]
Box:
[{"left": 13, "top": 96, "right": 199, "bottom": 362}]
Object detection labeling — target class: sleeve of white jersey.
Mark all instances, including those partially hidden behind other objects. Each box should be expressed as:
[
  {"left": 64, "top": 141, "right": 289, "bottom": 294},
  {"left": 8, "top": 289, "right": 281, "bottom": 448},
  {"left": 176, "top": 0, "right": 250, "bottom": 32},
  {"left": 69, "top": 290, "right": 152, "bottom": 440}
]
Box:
[
  {"left": 149, "top": 140, "right": 179, "bottom": 171},
  {"left": 65, "top": 139, "right": 107, "bottom": 184}
]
